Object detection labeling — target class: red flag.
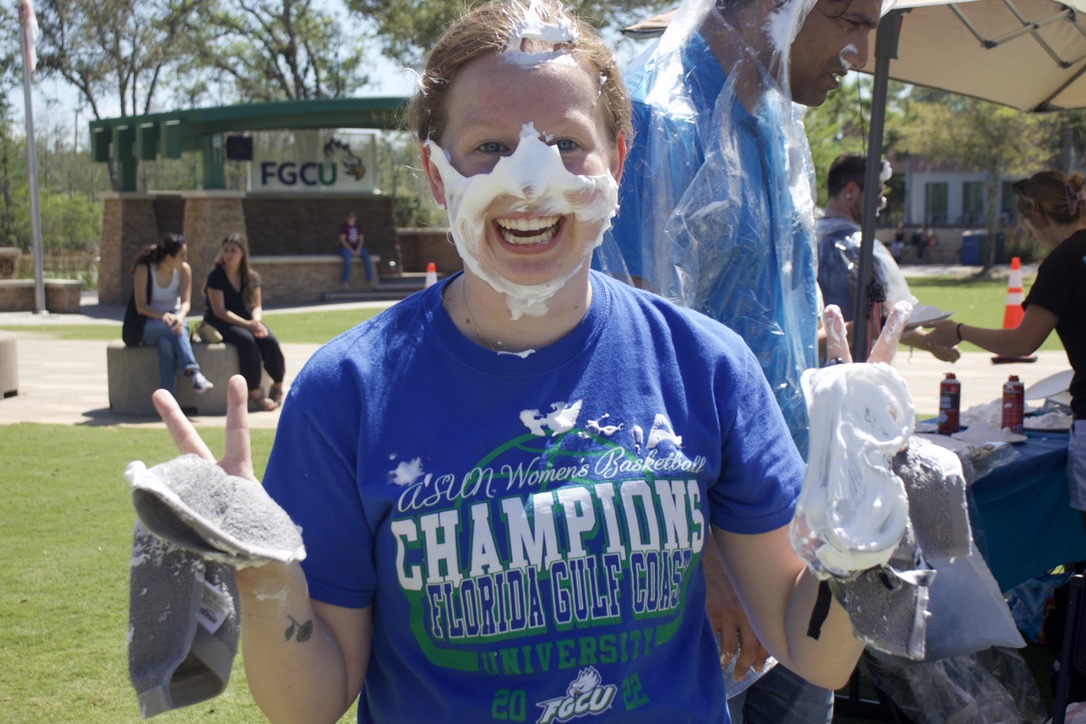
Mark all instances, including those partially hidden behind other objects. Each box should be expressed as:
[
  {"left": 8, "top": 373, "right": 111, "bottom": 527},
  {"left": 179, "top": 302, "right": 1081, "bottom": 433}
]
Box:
[{"left": 19, "top": 0, "right": 39, "bottom": 74}]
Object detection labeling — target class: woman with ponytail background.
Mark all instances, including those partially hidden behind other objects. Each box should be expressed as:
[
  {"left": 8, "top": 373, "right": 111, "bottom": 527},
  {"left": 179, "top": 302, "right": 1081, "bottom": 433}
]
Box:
[
  {"left": 129, "top": 233, "right": 213, "bottom": 395},
  {"left": 931, "top": 170, "right": 1086, "bottom": 531}
]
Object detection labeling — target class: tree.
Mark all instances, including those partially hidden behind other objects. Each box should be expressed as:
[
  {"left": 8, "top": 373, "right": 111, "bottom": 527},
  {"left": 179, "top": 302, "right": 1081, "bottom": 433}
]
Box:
[
  {"left": 34, "top": 0, "right": 206, "bottom": 189},
  {"left": 899, "top": 94, "right": 1051, "bottom": 271},
  {"left": 804, "top": 76, "right": 910, "bottom": 211},
  {"left": 2, "top": 4, "right": 34, "bottom": 248},
  {"left": 1045, "top": 109, "right": 1086, "bottom": 174},
  {"left": 0, "top": 110, "right": 20, "bottom": 249},
  {"left": 346, "top": 0, "right": 671, "bottom": 69},
  {"left": 375, "top": 131, "right": 444, "bottom": 227},
  {"left": 180, "top": 0, "right": 369, "bottom": 103},
  {"left": 0, "top": 4, "right": 22, "bottom": 91}
]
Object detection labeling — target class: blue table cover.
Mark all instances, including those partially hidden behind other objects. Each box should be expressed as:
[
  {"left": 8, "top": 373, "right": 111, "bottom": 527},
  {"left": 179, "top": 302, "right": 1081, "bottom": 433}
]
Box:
[{"left": 968, "top": 429, "right": 1086, "bottom": 592}]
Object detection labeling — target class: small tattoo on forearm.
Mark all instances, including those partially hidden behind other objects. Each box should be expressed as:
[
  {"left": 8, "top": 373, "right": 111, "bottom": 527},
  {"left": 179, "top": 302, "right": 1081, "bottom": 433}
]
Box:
[{"left": 284, "top": 615, "right": 313, "bottom": 643}]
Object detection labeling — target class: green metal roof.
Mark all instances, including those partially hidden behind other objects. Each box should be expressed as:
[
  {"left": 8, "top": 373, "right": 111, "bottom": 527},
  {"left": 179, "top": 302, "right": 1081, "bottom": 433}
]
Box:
[{"left": 89, "top": 97, "right": 410, "bottom": 191}]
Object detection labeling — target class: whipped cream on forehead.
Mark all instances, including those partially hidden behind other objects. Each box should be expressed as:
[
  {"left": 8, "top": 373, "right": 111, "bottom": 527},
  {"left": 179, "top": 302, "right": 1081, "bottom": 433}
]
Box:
[
  {"left": 426, "top": 122, "right": 618, "bottom": 319},
  {"left": 501, "top": 0, "right": 578, "bottom": 67}
]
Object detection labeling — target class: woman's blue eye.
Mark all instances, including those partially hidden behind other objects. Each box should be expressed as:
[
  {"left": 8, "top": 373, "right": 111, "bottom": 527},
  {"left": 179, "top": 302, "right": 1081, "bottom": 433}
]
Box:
[
  {"left": 554, "top": 139, "right": 577, "bottom": 151},
  {"left": 478, "top": 141, "right": 503, "bottom": 153}
]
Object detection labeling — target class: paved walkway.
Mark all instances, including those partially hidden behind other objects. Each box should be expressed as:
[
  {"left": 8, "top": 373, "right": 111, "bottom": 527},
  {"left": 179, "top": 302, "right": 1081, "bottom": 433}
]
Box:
[
  {"left": 0, "top": 295, "right": 390, "bottom": 429},
  {"left": 0, "top": 265, "right": 1072, "bottom": 429}
]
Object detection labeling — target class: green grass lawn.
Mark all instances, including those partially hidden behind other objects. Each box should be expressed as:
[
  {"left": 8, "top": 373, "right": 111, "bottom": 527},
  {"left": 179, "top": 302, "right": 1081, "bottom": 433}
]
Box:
[
  {"left": 0, "top": 423, "right": 1060, "bottom": 722},
  {"left": 0, "top": 278, "right": 1065, "bottom": 722},
  {"left": 1, "top": 276, "right": 1066, "bottom": 355},
  {"left": 907, "top": 275, "right": 1066, "bottom": 353},
  {"left": 0, "top": 424, "right": 358, "bottom": 723},
  {"left": 0, "top": 306, "right": 387, "bottom": 344}
]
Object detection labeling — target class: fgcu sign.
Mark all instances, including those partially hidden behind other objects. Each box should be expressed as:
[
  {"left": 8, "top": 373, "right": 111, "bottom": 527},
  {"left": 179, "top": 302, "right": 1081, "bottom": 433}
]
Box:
[{"left": 249, "top": 130, "right": 377, "bottom": 194}]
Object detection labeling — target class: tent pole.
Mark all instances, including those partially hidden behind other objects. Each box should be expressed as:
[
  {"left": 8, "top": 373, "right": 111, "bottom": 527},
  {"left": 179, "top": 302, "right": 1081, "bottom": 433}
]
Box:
[{"left": 851, "top": 10, "right": 904, "bottom": 359}]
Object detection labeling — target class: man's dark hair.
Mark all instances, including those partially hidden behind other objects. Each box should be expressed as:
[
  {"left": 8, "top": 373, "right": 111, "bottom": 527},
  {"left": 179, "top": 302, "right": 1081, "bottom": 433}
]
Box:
[{"left": 827, "top": 153, "right": 868, "bottom": 198}]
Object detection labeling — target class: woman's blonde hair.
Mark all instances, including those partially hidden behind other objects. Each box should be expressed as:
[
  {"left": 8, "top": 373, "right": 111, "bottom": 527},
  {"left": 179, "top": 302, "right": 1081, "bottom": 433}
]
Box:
[
  {"left": 404, "top": 0, "right": 631, "bottom": 149},
  {"left": 1015, "top": 170, "right": 1086, "bottom": 226}
]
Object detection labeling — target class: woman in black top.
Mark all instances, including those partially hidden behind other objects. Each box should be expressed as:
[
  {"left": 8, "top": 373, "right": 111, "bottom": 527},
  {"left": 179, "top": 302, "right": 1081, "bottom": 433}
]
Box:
[
  {"left": 203, "top": 233, "right": 285, "bottom": 411},
  {"left": 931, "top": 170, "right": 1086, "bottom": 528}
]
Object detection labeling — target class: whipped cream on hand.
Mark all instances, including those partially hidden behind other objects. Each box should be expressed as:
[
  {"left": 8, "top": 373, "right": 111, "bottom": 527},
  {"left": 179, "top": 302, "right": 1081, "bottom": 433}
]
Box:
[{"left": 790, "top": 302, "right": 916, "bottom": 579}]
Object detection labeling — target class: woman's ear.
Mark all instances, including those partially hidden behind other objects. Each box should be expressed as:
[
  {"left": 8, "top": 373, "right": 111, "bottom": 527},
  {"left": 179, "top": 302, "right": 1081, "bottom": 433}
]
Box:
[
  {"left": 611, "top": 132, "right": 628, "bottom": 183},
  {"left": 420, "top": 143, "right": 447, "bottom": 209}
]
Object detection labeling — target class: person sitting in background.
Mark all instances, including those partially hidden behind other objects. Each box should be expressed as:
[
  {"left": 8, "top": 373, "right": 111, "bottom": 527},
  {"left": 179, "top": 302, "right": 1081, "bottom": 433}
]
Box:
[
  {"left": 891, "top": 222, "right": 905, "bottom": 263},
  {"left": 929, "top": 170, "right": 1086, "bottom": 530},
  {"left": 816, "top": 153, "right": 959, "bottom": 363},
  {"left": 337, "top": 210, "right": 376, "bottom": 289},
  {"left": 130, "top": 233, "right": 213, "bottom": 395},
  {"left": 203, "top": 233, "right": 285, "bottom": 412},
  {"left": 911, "top": 222, "right": 929, "bottom": 262}
]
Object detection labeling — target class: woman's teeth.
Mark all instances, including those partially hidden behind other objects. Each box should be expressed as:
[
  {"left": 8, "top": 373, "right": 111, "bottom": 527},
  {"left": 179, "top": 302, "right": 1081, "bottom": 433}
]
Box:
[{"left": 496, "top": 216, "right": 560, "bottom": 245}]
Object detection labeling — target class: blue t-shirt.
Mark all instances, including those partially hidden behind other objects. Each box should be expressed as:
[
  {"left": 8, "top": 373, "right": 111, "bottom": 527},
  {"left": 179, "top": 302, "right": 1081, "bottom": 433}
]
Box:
[
  {"left": 263, "top": 271, "right": 804, "bottom": 723},
  {"left": 597, "top": 31, "right": 819, "bottom": 458}
]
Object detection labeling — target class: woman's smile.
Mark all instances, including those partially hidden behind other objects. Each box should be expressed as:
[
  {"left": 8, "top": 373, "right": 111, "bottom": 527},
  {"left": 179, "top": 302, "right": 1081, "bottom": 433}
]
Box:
[{"left": 493, "top": 215, "right": 563, "bottom": 247}]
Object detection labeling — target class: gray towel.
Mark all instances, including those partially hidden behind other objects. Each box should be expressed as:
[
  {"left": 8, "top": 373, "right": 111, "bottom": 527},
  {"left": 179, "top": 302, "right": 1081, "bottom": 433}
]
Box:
[
  {"left": 126, "top": 454, "right": 305, "bottom": 566},
  {"left": 893, "top": 440, "right": 972, "bottom": 563},
  {"left": 128, "top": 522, "right": 239, "bottom": 718},
  {"left": 125, "top": 454, "right": 306, "bottom": 716}
]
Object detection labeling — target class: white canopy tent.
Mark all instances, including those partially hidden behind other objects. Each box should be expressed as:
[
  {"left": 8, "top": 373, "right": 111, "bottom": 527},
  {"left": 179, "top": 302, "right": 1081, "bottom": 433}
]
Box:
[
  {"left": 865, "top": 0, "right": 1086, "bottom": 113},
  {"left": 852, "top": 0, "right": 1086, "bottom": 354},
  {"left": 622, "top": 0, "right": 1086, "bottom": 354}
]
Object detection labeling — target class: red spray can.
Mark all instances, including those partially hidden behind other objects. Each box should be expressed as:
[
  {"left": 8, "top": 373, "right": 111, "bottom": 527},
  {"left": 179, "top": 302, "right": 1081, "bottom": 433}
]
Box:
[
  {"left": 938, "top": 373, "right": 961, "bottom": 434},
  {"left": 1002, "top": 375, "right": 1025, "bottom": 434}
]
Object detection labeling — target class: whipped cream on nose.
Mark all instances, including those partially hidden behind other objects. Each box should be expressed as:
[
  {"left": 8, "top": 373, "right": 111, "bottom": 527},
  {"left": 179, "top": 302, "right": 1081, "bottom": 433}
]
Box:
[
  {"left": 838, "top": 43, "right": 858, "bottom": 73},
  {"left": 426, "top": 123, "right": 618, "bottom": 320}
]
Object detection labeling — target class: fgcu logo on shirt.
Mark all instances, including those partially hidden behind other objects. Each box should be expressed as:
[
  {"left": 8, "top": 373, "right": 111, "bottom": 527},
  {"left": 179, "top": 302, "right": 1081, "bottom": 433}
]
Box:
[{"left": 536, "top": 667, "right": 617, "bottom": 723}]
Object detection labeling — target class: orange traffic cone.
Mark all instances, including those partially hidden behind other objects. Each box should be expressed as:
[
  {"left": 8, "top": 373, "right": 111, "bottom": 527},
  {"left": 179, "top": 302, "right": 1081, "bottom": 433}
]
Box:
[
  {"left": 1002, "top": 257, "right": 1025, "bottom": 328},
  {"left": 424, "top": 262, "right": 438, "bottom": 288},
  {"left": 992, "top": 256, "right": 1037, "bottom": 364}
]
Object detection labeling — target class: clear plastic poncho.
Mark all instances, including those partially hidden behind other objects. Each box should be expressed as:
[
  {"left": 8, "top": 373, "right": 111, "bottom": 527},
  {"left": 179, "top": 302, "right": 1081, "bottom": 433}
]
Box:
[
  {"left": 816, "top": 214, "right": 918, "bottom": 325},
  {"left": 599, "top": 0, "right": 816, "bottom": 455},
  {"left": 596, "top": 0, "right": 823, "bottom": 457}
]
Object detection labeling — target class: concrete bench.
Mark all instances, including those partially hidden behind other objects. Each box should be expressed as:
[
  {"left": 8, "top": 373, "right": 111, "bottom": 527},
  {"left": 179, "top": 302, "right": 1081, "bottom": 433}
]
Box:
[
  {"left": 0, "top": 331, "right": 17, "bottom": 398},
  {"left": 0, "top": 279, "right": 84, "bottom": 313},
  {"left": 107, "top": 340, "right": 270, "bottom": 416},
  {"left": 251, "top": 254, "right": 382, "bottom": 305}
]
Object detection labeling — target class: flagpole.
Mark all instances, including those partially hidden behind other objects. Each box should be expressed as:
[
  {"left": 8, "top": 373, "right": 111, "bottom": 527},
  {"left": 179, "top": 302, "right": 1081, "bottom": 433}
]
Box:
[{"left": 19, "top": 0, "right": 45, "bottom": 315}]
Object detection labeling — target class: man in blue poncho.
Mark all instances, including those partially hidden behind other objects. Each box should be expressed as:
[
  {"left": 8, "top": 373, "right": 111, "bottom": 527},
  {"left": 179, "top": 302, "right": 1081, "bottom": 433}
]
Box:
[{"left": 595, "top": 0, "right": 885, "bottom": 720}]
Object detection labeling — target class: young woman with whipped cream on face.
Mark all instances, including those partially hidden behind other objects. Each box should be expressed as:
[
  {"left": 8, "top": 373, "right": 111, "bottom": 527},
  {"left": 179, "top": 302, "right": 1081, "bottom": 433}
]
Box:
[{"left": 146, "top": 1, "right": 910, "bottom": 720}]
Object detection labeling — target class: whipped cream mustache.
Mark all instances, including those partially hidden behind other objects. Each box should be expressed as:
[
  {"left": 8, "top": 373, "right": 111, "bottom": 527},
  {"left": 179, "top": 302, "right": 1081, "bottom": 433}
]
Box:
[{"left": 425, "top": 123, "right": 618, "bottom": 319}]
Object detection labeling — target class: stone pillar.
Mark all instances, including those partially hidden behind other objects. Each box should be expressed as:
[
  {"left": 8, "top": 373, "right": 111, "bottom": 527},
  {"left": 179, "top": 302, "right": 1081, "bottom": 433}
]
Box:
[
  {"left": 97, "top": 193, "right": 160, "bottom": 305},
  {"left": 181, "top": 192, "right": 248, "bottom": 313}
]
